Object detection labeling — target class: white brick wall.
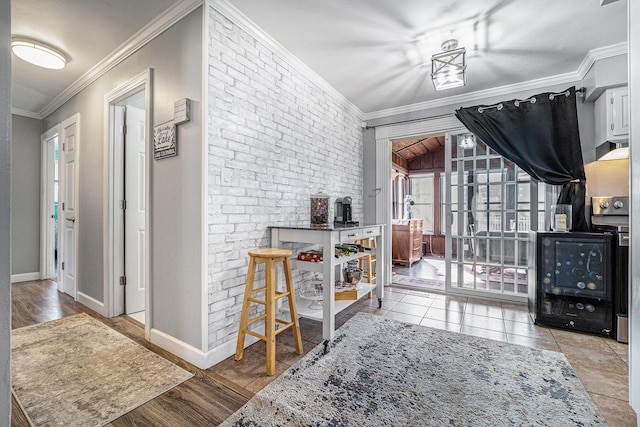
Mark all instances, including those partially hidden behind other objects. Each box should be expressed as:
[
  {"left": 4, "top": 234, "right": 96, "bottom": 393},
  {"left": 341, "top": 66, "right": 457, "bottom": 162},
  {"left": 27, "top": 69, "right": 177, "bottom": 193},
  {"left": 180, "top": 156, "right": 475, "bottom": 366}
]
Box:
[{"left": 207, "top": 8, "right": 364, "bottom": 351}]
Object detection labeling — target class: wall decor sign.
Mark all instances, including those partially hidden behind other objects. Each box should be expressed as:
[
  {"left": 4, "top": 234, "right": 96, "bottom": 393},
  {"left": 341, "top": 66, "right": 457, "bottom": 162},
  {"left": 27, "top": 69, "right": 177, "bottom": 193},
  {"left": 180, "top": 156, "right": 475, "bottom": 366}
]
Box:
[{"left": 153, "top": 121, "right": 177, "bottom": 159}]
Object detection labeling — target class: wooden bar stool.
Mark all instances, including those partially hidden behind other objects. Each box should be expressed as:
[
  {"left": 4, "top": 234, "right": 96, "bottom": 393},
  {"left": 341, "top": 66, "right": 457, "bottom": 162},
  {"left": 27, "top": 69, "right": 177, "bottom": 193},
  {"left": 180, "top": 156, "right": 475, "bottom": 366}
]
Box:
[
  {"left": 235, "top": 248, "right": 303, "bottom": 375},
  {"left": 355, "top": 237, "right": 377, "bottom": 297}
]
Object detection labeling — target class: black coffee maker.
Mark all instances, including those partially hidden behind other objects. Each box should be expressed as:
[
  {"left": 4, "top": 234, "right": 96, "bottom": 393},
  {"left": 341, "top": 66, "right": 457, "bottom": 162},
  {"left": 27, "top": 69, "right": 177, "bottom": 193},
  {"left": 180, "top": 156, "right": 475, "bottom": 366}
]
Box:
[{"left": 334, "top": 196, "right": 357, "bottom": 225}]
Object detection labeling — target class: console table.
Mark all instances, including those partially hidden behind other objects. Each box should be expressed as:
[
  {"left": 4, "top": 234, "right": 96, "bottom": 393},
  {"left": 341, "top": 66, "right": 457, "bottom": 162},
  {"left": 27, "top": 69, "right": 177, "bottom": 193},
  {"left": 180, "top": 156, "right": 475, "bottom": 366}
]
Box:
[{"left": 270, "top": 223, "right": 385, "bottom": 348}]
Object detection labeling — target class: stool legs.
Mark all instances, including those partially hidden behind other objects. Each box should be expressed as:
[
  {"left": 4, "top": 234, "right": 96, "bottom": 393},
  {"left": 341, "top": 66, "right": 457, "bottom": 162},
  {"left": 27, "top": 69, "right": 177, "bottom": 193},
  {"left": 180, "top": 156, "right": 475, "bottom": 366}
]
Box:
[
  {"left": 265, "top": 258, "right": 277, "bottom": 375},
  {"left": 235, "top": 256, "right": 257, "bottom": 361},
  {"left": 284, "top": 257, "right": 303, "bottom": 354}
]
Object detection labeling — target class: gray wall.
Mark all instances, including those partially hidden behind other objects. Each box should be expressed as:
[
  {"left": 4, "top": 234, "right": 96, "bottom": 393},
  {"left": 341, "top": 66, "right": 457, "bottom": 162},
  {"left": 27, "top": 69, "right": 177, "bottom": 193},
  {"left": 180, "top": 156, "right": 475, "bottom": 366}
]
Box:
[
  {"left": 362, "top": 127, "right": 377, "bottom": 225},
  {"left": 11, "top": 115, "right": 42, "bottom": 275},
  {"left": 1, "top": 0, "right": 12, "bottom": 422},
  {"left": 44, "top": 8, "right": 204, "bottom": 348}
]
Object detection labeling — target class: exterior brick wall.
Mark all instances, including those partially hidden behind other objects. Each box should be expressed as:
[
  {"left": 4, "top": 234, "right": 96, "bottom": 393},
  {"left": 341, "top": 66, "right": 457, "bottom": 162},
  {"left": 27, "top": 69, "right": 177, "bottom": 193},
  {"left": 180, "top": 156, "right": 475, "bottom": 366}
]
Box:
[{"left": 207, "top": 8, "right": 364, "bottom": 351}]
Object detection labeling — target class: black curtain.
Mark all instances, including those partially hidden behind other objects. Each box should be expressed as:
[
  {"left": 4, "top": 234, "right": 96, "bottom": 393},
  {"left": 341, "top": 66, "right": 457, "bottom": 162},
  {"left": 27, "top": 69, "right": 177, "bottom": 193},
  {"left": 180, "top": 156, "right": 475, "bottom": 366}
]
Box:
[{"left": 454, "top": 86, "right": 588, "bottom": 231}]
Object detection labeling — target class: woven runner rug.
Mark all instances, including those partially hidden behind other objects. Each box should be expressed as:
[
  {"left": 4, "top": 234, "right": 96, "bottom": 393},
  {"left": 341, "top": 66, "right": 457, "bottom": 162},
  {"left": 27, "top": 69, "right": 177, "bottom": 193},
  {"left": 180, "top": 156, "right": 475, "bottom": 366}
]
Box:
[
  {"left": 12, "top": 313, "right": 193, "bottom": 426},
  {"left": 392, "top": 274, "right": 445, "bottom": 292},
  {"left": 221, "top": 313, "right": 607, "bottom": 427}
]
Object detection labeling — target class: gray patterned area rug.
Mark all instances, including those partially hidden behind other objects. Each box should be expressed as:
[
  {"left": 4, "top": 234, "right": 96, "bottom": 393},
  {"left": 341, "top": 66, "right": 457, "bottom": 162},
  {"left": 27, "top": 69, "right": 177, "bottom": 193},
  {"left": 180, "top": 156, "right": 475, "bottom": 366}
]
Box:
[
  {"left": 12, "top": 313, "right": 193, "bottom": 426},
  {"left": 221, "top": 313, "right": 607, "bottom": 427}
]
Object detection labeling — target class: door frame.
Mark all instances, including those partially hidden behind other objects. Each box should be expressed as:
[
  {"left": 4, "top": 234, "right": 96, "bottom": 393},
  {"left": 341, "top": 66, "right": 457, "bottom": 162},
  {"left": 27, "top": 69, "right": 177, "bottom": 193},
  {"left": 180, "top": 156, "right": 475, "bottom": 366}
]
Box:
[
  {"left": 40, "top": 125, "right": 60, "bottom": 281},
  {"left": 103, "top": 69, "right": 152, "bottom": 338},
  {"left": 374, "top": 115, "right": 464, "bottom": 287}
]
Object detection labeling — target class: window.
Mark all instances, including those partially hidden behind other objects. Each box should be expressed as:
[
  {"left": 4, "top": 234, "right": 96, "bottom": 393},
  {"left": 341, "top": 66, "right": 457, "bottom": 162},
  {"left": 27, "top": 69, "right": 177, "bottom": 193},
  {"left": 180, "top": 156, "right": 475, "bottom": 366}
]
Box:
[{"left": 409, "top": 174, "right": 434, "bottom": 234}]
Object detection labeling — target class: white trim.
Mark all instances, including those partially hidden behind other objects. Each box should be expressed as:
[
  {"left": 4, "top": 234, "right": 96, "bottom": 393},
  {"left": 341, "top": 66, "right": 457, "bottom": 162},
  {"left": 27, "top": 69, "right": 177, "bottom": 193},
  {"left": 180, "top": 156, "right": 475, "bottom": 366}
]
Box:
[
  {"left": 364, "top": 44, "right": 629, "bottom": 121},
  {"left": 12, "top": 108, "right": 41, "bottom": 119},
  {"left": 11, "top": 272, "right": 40, "bottom": 283},
  {"left": 378, "top": 114, "right": 463, "bottom": 140},
  {"left": 201, "top": 6, "right": 211, "bottom": 354},
  {"left": 151, "top": 325, "right": 260, "bottom": 370},
  {"left": 207, "top": 0, "right": 364, "bottom": 120},
  {"left": 204, "top": 335, "right": 260, "bottom": 369},
  {"left": 576, "top": 42, "right": 628, "bottom": 77},
  {"left": 149, "top": 328, "right": 226, "bottom": 370},
  {"left": 445, "top": 286, "right": 528, "bottom": 304},
  {"left": 375, "top": 116, "right": 465, "bottom": 290},
  {"left": 40, "top": 125, "right": 60, "bottom": 281},
  {"left": 103, "top": 70, "right": 153, "bottom": 342},
  {"left": 144, "top": 74, "right": 153, "bottom": 341},
  {"left": 76, "top": 291, "right": 105, "bottom": 315},
  {"left": 38, "top": 0, "right": 202, "bottom": 119}
]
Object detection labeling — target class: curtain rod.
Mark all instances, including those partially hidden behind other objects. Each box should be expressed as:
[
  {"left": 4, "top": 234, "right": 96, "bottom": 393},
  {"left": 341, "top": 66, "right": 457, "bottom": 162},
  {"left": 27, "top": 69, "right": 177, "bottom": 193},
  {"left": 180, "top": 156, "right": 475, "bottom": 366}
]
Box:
[{"left": 478, "top": 87, "right": 585, "bottom": 113}]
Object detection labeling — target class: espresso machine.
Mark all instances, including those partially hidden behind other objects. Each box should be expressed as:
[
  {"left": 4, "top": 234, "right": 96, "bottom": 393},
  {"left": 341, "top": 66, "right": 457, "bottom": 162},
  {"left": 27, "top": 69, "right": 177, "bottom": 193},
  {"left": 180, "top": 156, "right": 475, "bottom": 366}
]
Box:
[{"left": 334, "top": 196, "right": 358, "bottom": 226}]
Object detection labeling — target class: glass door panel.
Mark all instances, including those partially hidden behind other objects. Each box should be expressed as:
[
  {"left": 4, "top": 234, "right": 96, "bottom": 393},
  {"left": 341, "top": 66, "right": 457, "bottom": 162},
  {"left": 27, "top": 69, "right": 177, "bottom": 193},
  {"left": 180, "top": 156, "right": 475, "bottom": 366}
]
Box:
[{"left": 445, "top": 132, "right": 543, "bottom": 299}]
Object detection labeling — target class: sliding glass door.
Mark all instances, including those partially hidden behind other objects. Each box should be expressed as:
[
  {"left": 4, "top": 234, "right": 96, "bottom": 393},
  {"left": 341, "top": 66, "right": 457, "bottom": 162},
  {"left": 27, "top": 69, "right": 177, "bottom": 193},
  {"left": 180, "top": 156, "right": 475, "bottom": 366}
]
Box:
[{"left": 444, "top": 131, "right": 547, "bottom": 301}]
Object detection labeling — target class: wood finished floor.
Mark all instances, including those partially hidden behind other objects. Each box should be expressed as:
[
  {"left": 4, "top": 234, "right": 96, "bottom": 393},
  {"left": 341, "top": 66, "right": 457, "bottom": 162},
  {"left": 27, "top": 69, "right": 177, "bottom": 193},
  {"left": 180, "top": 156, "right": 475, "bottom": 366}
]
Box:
[
  {"left": 11, "top": 280, "right": 637, "bottom": 426},
  {"left": 10, "top": 280, "right": 251, "bottom": 427}
]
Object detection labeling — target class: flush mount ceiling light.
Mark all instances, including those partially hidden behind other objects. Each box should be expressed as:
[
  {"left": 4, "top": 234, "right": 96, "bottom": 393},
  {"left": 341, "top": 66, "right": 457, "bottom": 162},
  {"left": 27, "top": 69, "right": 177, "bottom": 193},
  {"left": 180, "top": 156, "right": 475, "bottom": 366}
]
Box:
[
  {"left": 11, "top": 38, "right": 67, "bottom": 69},
  {"left": 431, "top": 39, "right": 466, "bottom": 91},
  {"left": 459, "top": 133, "right": 476, "bottom": 149}
]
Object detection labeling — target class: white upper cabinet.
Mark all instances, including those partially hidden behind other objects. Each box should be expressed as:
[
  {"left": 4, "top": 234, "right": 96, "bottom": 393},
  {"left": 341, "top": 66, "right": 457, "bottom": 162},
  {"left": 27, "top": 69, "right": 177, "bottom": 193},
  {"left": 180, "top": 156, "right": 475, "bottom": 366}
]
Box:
[{"left": 595, "top": 86, "right": 629, "bottom": 143}]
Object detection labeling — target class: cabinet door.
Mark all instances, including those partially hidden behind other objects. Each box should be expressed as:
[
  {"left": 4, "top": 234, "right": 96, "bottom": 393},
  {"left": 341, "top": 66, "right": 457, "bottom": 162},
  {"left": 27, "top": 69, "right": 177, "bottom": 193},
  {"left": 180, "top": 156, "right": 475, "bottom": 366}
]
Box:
[
  {"left": 611, "top": 87, "right": 629, "bottom": 138},
  {"left": 411, "top": 220, "right": 423, "bottom": 261}
]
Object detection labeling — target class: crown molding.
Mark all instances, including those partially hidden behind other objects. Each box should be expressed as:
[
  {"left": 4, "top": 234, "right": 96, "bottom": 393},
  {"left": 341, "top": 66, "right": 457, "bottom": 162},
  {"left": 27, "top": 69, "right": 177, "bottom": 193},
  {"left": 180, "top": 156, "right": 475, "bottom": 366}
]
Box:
[
  {"left": 364, "top": 43, "right": 628, "bottom": 121},
  {"left": 208, "top": 0, "right": 365, "bottom": 120},
  {"left": 38, "top": 0, "right": 203, "bottom": 119},
  {"left": 576, "top": 42, "right": 628, "bottom": 78},
  {"left": 11, "top": 108, "right": 42, "bottom": 119}
]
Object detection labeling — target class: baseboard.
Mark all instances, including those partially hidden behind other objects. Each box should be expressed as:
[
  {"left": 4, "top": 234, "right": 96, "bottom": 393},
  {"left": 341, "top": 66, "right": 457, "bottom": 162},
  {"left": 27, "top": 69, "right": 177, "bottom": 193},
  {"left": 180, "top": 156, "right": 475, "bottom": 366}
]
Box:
[
  {"left": 76, "top": 291, "right": 106, "bottom": 316},
  {"left": 10, "top": 272, "right": 40, "bottom": 283},
  {"left": 151, "top": 328, "right": 259, "bottom": 370},
  {"left": 150, "top": 328, "right": 208, "bottom": 369},
  {"left": 204, "top": 334, "right": 260, "bottom": 369}
]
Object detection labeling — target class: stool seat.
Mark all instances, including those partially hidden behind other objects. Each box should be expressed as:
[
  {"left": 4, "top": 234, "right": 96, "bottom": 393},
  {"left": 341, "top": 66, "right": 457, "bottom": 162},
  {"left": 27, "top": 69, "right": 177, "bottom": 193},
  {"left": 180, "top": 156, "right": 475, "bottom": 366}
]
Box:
[
  {"left": 235, "top": 247, "right": 303, "bottom": 375},
  {"left": 248, "top": 248, "right": 292, "bottom": 259}
]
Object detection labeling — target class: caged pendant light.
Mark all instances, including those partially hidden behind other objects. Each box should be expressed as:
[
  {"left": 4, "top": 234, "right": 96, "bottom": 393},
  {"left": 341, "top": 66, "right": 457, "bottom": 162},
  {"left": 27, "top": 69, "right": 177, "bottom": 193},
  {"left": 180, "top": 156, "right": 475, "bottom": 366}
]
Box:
[{"left": 431, "top": 39, "right": 466, "bottom": 91}]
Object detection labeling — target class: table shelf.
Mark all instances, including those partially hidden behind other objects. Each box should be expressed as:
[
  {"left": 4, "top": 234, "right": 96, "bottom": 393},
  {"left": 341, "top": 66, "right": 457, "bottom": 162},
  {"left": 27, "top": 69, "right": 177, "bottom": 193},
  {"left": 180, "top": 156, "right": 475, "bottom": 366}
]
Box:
[
  {"left": 287, "top": 282, "right": 377, "bottom": 321},
  {"left": 291, "top": 250, "right": 372, "bottom": 273}
]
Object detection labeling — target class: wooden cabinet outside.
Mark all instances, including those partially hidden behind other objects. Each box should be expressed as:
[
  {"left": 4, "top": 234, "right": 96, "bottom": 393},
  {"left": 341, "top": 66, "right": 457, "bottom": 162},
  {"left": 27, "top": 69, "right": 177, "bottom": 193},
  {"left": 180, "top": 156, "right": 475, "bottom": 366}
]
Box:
[{"left": 392, "top": 219, "right": 423, "bottom": 266}]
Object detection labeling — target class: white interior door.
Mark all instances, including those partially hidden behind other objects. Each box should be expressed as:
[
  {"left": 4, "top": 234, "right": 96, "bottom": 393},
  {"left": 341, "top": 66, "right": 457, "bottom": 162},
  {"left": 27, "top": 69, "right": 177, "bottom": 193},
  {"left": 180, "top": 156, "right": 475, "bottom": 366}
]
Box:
[
  {"left": 40, "top": 128, "right": 59, "bottom": 281},
  {"left": 59, "top": 115, "right": 79, "bottom": 298},
  {"left": 125, "top": 106, "right": 146, "bottom": 314}
]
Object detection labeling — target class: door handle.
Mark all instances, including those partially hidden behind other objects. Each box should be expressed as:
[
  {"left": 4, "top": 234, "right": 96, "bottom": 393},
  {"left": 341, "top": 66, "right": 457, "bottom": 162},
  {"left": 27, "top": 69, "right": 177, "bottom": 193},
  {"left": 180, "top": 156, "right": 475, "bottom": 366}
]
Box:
[{"left": 66, "top": 217, "right": 76, "bottom": 223}]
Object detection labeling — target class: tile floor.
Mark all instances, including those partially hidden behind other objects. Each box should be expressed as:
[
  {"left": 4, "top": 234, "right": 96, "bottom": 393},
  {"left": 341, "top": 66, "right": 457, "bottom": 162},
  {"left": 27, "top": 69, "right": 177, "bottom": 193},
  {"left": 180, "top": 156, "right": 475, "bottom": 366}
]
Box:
[{"left": 214, "top": 286, "right": 636, "bottom": 426}]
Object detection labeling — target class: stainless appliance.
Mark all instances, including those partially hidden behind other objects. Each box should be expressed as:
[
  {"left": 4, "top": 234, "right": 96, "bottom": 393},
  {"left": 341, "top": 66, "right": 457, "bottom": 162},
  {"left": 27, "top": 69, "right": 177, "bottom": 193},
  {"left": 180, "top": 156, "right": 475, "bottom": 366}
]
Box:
[
  {"left": 592, "top": 195, "right": 630, "bottom": 342},
  {"left": 334, "top": 196, "right": 357, "bottom": 225}
]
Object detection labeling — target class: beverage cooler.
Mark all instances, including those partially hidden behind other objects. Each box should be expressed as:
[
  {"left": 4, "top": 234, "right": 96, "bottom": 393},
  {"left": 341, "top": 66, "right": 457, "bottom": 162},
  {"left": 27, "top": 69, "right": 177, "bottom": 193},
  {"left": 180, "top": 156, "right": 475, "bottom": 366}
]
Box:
[{"left": 530, "top": 232, "right": 614, "bottom": 336}]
